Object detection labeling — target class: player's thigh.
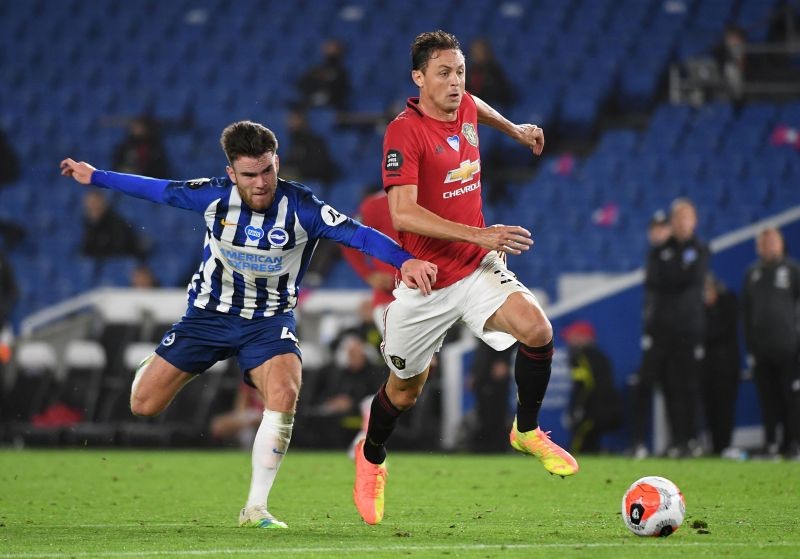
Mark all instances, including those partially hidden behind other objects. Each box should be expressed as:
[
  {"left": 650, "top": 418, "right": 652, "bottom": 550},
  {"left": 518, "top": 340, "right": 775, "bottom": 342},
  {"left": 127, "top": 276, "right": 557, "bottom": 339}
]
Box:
[
  {"left": 131, "top": 353, "right": 195, "bottom": 413},
  {"left": 248, "top": 353, "right": 302, "bottom": 412},
  {"left": 463, "top": 253, "right": 548, "bottom": 347},
  {"left": 484, "top": 291, "right": 549, "bottom": 342},
  {"left": 381, "top": 285, "right": 457, "bottom": 378}
]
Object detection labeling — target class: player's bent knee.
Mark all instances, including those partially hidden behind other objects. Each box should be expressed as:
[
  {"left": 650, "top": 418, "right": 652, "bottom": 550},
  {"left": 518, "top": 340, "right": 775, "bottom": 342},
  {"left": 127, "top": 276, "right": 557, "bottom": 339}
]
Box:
[
  {"left": 130, "top": 393, "right": 166, "bottom": 417},
  {"left": 517, "top": 321, "right": 554, "bottom": 348},
  {"left": 267, "top": 381, "right": 301, "bottom": 413},
  {"left": 131, "top": 396, "right": 164, "bottom": 417}
]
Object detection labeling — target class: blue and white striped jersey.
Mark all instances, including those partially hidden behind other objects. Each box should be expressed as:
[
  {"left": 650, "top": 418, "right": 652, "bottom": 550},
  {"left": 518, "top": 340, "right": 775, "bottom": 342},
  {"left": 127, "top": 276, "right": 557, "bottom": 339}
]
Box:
[{"left": 90, "top": 171, "right": 412, "bottom": 319}]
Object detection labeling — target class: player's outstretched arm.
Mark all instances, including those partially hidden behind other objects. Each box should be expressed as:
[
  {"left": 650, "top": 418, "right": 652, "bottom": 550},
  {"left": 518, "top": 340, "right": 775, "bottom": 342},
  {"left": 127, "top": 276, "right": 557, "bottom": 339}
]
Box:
[
  {"left": 60, "top": 158, "right": 176, "bottom": 206},
  {"left": 400, "top": 259, "right": 438, "bottom": 296},
  {"left": 344, "top": 222, "right": 437, "bottom": 295},
  {"left": 474, "top": 95, "right": 544, "bottom": 156},
  {"left": 60, "top": 158, "right": 96, "bottom": 184}
]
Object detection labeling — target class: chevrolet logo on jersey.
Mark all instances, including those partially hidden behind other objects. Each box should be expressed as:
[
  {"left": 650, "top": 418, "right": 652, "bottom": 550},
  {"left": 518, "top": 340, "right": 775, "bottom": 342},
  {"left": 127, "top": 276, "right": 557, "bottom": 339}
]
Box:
[{"left": 444, "top": 159, "right": 480, "bottom": 184}]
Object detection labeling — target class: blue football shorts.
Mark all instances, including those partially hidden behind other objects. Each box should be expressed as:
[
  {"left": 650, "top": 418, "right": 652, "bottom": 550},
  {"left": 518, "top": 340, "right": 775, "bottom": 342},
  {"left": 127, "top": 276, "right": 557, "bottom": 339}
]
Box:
[{"left": 154, "top": 306, "right": 301, "bottom": 387}]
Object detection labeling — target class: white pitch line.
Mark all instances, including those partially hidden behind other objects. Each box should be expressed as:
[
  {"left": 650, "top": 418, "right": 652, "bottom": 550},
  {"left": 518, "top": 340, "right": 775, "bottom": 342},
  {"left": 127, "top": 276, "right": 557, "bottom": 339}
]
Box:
[
  {"left": 15, "top": 523, "right": 201, "bottom": 529},
  {"left": 2, "top": 541, "right": 800, "bottom": 558}
]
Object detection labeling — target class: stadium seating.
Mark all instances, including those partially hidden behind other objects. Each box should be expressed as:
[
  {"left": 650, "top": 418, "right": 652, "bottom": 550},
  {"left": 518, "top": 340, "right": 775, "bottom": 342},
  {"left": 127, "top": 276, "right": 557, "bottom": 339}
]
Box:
[{"left": 1, "top": 0, "right": 796, "bottom": 317}]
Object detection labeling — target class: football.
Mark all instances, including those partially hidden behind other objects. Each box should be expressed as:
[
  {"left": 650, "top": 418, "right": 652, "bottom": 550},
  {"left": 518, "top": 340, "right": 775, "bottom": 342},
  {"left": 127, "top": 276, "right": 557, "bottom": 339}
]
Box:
[{"left": 621, "top": 476, "right": 686, "bottom": 537}]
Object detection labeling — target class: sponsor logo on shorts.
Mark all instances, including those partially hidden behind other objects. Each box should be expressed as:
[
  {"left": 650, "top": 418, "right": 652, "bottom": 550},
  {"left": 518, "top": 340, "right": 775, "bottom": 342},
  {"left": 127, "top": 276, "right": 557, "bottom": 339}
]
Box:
[
  {"left": 162, "top": 332, "right": 176, "bottom": 346},
  {"left": 390, "top": 355, "right": 406, "bottom": 370},
  {"left": 267, "top": 227, "right": 289, "bottom": 247},
  {"left": 245, "top": 224, "right": 264, "bottom": 241},
  {"left": 385, "top": 149, "right": 403, "bottom": 171}
]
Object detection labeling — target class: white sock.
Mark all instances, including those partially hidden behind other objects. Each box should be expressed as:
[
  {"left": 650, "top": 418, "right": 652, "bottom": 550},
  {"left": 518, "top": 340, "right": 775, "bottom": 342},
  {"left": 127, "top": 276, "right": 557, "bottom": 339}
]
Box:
[{"left": 245, "top": 409, "right": 294, "bottom": 509}]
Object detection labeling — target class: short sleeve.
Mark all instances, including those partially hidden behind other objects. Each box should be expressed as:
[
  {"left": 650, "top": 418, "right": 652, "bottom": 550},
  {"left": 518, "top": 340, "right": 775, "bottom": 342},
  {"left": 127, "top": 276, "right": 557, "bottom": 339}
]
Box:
[{"left": 382, "top": 118, "right": 421, "bottom": 190}]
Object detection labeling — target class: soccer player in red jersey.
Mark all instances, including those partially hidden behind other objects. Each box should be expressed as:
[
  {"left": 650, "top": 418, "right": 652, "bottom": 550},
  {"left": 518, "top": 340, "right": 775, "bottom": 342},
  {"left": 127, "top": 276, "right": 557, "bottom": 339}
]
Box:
[
  {"left": 340, "top": 190, "right": 398, "bottom": 328},
  {"left": 353, "top": 31, "right": 579, "bottom": 525}
]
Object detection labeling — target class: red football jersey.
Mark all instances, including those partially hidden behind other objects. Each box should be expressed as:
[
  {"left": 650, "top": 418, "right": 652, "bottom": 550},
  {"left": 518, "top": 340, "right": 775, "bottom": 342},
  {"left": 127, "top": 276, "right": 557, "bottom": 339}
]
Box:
[
  {"left": 340, "top": 191, "right": 398, "bottom": 308},
  {"left": 382, "top": 93, "right": 488, "bottom": 288}
]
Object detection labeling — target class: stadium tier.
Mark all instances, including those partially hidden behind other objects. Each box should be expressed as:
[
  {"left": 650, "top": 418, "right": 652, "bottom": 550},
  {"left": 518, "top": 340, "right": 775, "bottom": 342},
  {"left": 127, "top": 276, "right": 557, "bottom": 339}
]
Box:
[{"left": 1, "top": 0, "right": 797, "bottom": 320}]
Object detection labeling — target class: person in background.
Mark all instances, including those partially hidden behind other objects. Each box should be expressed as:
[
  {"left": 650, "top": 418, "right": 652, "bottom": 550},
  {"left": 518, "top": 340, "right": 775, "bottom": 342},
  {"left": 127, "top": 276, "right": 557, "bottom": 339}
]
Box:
[
  {"left": 279, "top": 109, "right": 343, "bottom": 287},
  {"left": 130, "top": 263, "right": 159, "bottom": 289},
  {"left": 742, "top": 227, "right": 800, "bottom": 459},
  {"left": 210, "top": 384, "right": 264, "bottom": 449},
  {"left": 465, "top": 38, "right": 516, "bottom": 204},
  {"left": 562, "top": 320, "right": 622, "bottom": 454},
  {"left": 701, "top": 273, "right": 741, "bottom": 456},
  {"left": 295, "top": 39, "right": 350, "bottom": 111},
  {"left": 644, "top": 199, "right": 709, "bottom": 458},
  {"left": 280, "top": 109, "right": 340, "bottom": 187},
  {"left": 81, "top": 189, "right": 148, "bottom": 260},
  {"left": 312, "top": 335, "right": 383, "bottom": 426},
  {"left": 631, "top": 210, "right": 671, "bottom": 459},
  {"left": 466, "top": 38, "right": 515, "bottom": 109},
  {"left": 0, "top": 246, "right": 18, "bottom": 330},
  {"left": 712, "top": 25, "right": 749, "bottom": 101},
  {"left": 0, "top": 127, "right": 20, "bottom": 185},
  {"left": 113, "top": 115, "right": 171, "bottom": 178},
  {"left": 467, "top": 340, "right": 514, "bottom": 453},
  {"left": 340, "top": 189, "right": 398, "bottom": 330}
]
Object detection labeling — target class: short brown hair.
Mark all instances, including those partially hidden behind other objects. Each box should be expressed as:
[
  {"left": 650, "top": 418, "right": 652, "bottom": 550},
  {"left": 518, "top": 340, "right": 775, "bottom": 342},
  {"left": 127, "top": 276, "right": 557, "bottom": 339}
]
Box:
[
  {"left": 220, "top": 121, "right": 279, "bottom": 164},
  {"left": 411, "top": 30, "right": 461, "bottom": 72}
]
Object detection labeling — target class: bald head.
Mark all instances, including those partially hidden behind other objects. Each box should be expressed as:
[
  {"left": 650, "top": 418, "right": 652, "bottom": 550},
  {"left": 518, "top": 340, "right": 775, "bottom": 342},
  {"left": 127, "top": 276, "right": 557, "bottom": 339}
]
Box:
[
  {"left": 756, "top": 228, "right": 785, "bottom": 263},
  {"left": 670, "top": 198, "right": 697, "bottom": 242}
]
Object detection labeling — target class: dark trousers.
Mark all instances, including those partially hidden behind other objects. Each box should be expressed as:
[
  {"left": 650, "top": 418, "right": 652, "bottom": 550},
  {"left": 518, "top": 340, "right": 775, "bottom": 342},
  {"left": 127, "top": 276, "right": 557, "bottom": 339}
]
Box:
[
  {"left": 753, "top": 349, "right": 800, "bottom": 451},
  {"left": 644, "top": 332, "right": 703, "bottom": 450},
  {"left": 631, "top": 341, "right": 658, "bottom": 447},
  {"left": 701, "top": 350, "right": 740, "bottom": 453}
]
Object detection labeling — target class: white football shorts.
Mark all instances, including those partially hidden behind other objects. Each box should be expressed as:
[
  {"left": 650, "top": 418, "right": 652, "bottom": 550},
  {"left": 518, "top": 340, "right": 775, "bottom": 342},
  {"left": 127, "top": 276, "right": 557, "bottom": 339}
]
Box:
[{"left": 381, "top": 251, "right": 534, "bottom": 378}]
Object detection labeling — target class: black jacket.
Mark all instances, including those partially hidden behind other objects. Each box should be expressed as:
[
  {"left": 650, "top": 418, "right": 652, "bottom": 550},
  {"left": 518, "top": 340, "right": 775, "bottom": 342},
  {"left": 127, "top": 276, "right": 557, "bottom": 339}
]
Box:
[
  {"left": 743, "top": 257, "right": 800, "bottom": 355},
  {"left": 645, "top": 235, "right": 710, "bottom": 340},
  {"left": 0, "top": 251, "right": 18, "bottom": 324}
]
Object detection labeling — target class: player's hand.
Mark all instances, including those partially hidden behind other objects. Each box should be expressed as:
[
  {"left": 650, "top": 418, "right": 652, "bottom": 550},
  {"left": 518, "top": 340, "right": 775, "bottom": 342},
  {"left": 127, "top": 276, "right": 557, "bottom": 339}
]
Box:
[
  {"left": 400, "top": 259, "right": 437, "bottom": 296},
  {"left": 59, "top": 158, "right": 96, "bottom": 185},
  {"left": 477, "top": 224, "right": 534, "bottom": 255},
  {"left": 513, "top": 124, "right": 545, "bottom": 156},
  {"left": 366, "top": 271, "right": 396, "bottom": 292}
]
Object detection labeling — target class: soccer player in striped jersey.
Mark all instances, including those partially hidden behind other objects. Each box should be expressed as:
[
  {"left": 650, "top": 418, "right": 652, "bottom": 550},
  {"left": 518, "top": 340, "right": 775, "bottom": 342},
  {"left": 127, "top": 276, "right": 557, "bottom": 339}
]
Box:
[
  {"left": 352, "top": 31, "right": 578, "bottom": 526},
  {"left": 60, "top": 120, "right": 437, "bottom": 529}
]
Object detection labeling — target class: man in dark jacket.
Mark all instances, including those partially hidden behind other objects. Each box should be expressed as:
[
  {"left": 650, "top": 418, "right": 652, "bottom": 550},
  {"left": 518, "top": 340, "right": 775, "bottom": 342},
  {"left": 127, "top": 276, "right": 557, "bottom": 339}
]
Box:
[
  {"left": 631, "top": 210, "right": 671, "bottom": 458},
  {"left": 743, "top": 227, "right": 800, "bottom": 458},
  {"left": 644, "top": 198, "right": 710, "bottom": 457}
]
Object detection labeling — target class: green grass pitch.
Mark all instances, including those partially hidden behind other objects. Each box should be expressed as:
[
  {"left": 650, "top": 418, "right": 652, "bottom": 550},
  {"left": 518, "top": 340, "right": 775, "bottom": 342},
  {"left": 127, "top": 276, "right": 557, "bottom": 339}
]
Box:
[{"left": 1, "top": 449, "right": 798, "bottom": 558}]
